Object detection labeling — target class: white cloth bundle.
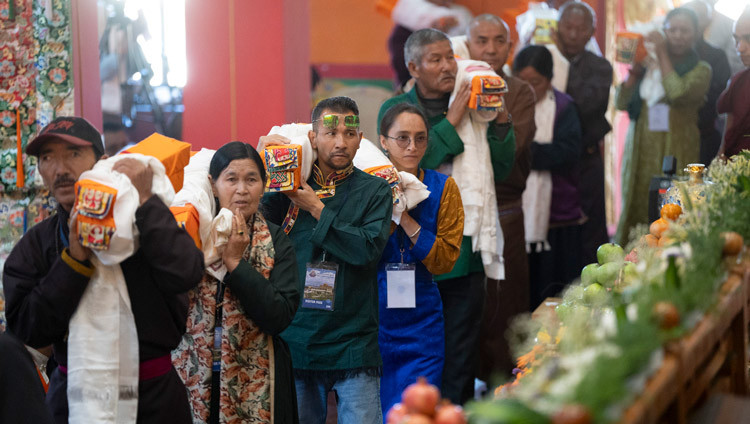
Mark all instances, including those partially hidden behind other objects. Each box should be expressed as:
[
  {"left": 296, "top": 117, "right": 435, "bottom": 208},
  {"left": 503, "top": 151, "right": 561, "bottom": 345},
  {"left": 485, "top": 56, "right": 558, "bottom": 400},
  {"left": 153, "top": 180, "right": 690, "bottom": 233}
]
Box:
[
  {"left": 67, "top": 153, "right": 174, "bottom": 424},
  {"left": 264, "top": 124, "right": 430, "bottom": 223},
  {"left": 522, "top": 88, "right": 555, "bottom": 250},
  {"left": 171, "top": 148, "right": 217, "bottom": 246},
  {"left": 448, "top": 59, "right": 505, "bottom": 280},
  {"left": 353, "top": 138, "right": 430, "bottom": 224},
  {"left": 391, "top": 0, "right": 473, "bottom": 36},
  {"left": 203, "top": 208, "right": 235, "bottom": 281}
]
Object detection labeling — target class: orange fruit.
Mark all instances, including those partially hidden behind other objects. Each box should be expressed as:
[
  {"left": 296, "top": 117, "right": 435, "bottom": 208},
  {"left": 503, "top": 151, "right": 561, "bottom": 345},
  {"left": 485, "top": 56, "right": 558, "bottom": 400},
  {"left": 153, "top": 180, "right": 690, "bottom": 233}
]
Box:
[
  {"left": 660, "top": 203, "right": 682, "bottom": 221},
  {"left": 649, "top": 218, "right": 669, "bottom": 238},
  {"left": 721, "top": 232, "right": 744, "bottom": 256},
  {"left": 641, "top": 234, "right": 659, "bottom": 247},
  {"left": 653, "top": 301, "right": 680, "bottom": 329},
  {"left": 658, "top": 236, "right": 674, "bottom": 247}
]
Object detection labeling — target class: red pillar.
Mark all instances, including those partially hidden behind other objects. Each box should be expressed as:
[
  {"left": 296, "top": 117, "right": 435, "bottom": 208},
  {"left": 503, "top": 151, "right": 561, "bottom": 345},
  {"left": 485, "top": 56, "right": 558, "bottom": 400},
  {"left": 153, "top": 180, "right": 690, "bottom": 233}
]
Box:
[
  {"left": 71, "top": 0, "right": 103, "bottom": 130},
  {"left": 183, "top": 0, "right": 310, "bottom": 150}
]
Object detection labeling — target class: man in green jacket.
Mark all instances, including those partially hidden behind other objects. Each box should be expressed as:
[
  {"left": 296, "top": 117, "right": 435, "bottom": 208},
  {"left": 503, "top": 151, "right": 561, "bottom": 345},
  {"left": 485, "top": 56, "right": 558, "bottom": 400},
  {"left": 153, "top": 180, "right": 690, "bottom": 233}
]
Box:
[
  {"left": 261, "top": 96, "right": 393, "bottom": 423},
  {"left": 377, "top": 28, "right": 516, "bottom": 404}
]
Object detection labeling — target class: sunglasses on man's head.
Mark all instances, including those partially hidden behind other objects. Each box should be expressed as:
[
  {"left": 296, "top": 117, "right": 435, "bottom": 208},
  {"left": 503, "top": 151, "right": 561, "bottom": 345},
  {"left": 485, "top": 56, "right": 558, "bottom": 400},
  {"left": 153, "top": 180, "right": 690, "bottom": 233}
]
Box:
[{"left": 317, "top": 114, "right": 360, "bottom": 129}]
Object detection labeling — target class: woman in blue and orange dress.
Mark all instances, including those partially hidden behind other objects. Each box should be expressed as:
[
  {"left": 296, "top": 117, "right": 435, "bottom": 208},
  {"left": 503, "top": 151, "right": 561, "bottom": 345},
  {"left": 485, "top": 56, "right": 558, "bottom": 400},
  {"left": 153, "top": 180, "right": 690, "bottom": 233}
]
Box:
[{"left": 377, "top": 103, "right": 464, "bottom": 416}]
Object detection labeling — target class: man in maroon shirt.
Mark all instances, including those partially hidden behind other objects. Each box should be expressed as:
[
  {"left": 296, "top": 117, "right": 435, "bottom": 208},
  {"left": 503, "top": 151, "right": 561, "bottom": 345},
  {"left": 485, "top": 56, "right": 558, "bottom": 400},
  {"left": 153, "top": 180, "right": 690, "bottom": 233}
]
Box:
[{"left": 718, "top": 7, "right": 750, "bottom": 158}]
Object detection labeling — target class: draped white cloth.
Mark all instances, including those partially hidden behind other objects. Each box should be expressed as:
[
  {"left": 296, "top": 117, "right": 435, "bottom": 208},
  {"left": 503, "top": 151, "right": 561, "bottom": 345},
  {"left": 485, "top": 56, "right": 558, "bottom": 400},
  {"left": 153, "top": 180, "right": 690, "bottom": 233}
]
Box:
[
  {"left": 448, "top": 59, "right": 505, "bottom": 280},
  {"left": 264, "top": 124, "right": 430, "bottom": 223},
  {"left": 67, "top": 153, "right": 174, "bottom": 424},
  {"left": 522, "top": 89, "right": 555, "bottom": 251}
]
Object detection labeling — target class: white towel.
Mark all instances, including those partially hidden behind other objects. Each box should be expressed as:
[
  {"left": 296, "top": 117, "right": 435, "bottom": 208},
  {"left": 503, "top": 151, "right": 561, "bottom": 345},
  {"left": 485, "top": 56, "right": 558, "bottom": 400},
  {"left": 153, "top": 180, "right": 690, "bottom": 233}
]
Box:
[
  {"left": 67, "top": 153, "right": 174, "bottom": 424},
  {"left": 263, "top": 124, "right": 430, "bottom": 223},
  {"left": 171, "top": 148, "right": 217, "bottom": 247},
  {"left": 522, "top": 89, "right": 555, "bottom": 250},
  {"left": 391, "top": 0, "right": 473, "bottom": 36},
  {"left": 545, "top": 44, "right": 570, "bottom": 92},
  {"left": 448, "top": 59, "right": 505, "bottom": 280}
]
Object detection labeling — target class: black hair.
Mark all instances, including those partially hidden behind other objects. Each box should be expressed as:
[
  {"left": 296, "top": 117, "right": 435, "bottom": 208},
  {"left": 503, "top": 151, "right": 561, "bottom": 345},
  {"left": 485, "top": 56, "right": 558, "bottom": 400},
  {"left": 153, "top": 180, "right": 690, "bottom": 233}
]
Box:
[
  {"left": 209, "top": 141, "right": 266, "bottom": 185},
  {"left": 665, "top": 7, "right": 700, "bottom": 34},
  {"left": 311, "top": 96, "right": 359, "bottom": 131},
  {"left": 513, "top": 45, "right": 553, "bottom": 81},
  {"left": 379, "top": 103, "right": 430, "bottom": 137}
]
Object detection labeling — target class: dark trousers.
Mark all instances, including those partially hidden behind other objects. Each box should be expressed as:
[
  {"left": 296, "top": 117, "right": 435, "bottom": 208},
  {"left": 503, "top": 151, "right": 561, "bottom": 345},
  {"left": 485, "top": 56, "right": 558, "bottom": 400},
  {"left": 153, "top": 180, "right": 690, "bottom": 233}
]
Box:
[
  {"left": 529, "top": 224, "right": 583, "bottom": 311},
  {"left": 437, "top": 271, "right": 485, "bottom": 405},
  {"left": 479, "top": 209, "right": 529, "bottom": 383},
  {"left": 46, "top": 366, "right": 192, "bottom": 424},
  {"left": 578, "top": 150, "right": 609, "bottom": 265}
]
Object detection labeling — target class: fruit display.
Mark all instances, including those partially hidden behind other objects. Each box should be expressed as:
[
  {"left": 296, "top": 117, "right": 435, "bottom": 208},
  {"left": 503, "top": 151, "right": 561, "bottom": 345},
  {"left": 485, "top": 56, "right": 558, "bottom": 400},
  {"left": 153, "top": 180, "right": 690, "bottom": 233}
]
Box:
[
  {"left": 468, "top": 153, "right": 750, "bottom": 423},
  {"left": 387, "top": 378, "right": 468, "bottom": 424}
]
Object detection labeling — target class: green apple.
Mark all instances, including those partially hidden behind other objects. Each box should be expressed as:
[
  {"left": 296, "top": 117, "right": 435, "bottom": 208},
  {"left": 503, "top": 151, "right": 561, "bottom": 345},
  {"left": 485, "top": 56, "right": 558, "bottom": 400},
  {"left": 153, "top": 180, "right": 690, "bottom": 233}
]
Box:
[
  {"left": 597, "top": 243, "right": 625, "bottom": 264},
  {"left": 555, "top": 303, "right": 571, "bottom": 321},
  {"left": 564, "top": 284, "right": 586, "bottom": 302},
  {"left": 580, "top": 263, "right": 599, "bottom": 284},
  {"left": 583, "top": 283, "right": 606, "bottom": 304},
  {"left": 596, "top": 262, "right": 622, "bottom": 287}
]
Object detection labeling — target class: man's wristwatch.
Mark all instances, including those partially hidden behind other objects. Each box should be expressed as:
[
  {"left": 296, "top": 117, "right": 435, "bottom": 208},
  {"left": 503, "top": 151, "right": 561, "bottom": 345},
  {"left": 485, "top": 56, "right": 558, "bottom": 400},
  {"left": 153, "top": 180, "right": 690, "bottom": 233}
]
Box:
[{"left": 497, "top": 113, "right": 513, "bottom": 128}]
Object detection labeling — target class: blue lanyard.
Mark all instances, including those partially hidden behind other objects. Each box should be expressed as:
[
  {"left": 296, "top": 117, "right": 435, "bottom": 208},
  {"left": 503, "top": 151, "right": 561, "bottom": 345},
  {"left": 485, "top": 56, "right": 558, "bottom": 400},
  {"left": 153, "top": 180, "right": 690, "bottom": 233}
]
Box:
[{"left": 59, "top": 220, "right": 69, "bottom": 247}]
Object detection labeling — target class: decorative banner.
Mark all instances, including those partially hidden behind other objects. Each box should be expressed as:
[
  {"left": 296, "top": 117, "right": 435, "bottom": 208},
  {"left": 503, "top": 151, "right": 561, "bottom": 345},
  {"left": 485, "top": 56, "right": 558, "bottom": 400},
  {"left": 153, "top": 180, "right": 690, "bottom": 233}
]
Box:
[
  {"left": 0, "top": 0, "right": 74, "bottom": 192},
  {"left": 0, "top": 0, "right": 75, "bottom": 326}
]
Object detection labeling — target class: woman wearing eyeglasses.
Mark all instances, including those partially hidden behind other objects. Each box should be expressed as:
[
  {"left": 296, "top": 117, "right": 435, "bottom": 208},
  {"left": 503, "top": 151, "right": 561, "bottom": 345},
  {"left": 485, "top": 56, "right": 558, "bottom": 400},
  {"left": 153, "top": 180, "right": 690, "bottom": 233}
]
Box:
[{"left": 376, "top": 103, "right": 464, "bottom": 416}]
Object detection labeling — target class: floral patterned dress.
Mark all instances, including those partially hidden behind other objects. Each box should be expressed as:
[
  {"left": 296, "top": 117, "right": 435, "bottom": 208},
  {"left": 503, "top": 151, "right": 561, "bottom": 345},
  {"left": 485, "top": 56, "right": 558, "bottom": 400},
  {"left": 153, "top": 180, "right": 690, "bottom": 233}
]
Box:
[{"left": 173, "top": 213, "right": 300, "bottom": 424}]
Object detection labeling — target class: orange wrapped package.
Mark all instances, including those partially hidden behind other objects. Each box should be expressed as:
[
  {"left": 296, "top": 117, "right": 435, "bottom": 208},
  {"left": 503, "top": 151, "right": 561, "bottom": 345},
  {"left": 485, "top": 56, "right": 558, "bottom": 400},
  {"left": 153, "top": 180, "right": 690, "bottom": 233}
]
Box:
[
  {"left": 375, "top": 0, "right": 398, "bottom": 17},
  {"left": 74, "top": 180, "right": 117, "bottom": 250},
  {"left": 263, "top": 144, "right": 303, "bottom": 193},
  {"left": 170, "top": 203, "right": 202, "bottom": 249},
  {"left": 468, "top": 75, "right": 508, "bottom": 111},
  {"left": 615, "top": 32, "right": 647, "bottom": 65},
  {"left": 123, "top": 133, "right": 191, "bottom": 192}
]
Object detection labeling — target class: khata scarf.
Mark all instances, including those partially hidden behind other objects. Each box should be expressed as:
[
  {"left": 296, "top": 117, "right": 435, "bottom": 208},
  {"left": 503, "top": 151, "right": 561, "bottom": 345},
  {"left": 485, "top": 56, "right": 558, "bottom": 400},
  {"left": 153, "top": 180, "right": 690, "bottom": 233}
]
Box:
[
  {"left": 172, "top": 212, "right": 276, "bottom": 423},
  {"left": 281, "top": 162, "right": 354, "bottom": 233}
]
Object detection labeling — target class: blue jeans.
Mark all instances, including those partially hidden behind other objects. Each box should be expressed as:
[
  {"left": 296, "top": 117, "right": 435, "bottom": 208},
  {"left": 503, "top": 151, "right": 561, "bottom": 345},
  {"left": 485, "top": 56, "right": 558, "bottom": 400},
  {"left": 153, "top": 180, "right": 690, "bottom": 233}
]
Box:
[{"left": 295, "top": 371, "right": 382, "bottom": 424}]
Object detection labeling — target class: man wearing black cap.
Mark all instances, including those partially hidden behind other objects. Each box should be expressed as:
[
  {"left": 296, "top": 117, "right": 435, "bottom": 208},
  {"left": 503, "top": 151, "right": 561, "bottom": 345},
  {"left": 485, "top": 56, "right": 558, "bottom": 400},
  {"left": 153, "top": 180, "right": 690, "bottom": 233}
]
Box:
[{"left": 2, "top": 117, "right": 204, "bottom": 423}]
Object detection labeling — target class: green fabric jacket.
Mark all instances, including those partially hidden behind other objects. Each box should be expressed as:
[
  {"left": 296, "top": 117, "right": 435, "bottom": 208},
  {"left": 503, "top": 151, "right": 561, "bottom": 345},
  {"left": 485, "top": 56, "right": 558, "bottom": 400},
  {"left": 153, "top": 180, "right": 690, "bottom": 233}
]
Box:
[
  {"left": 377, "top": 86, "right": 516, "bottom": 279},
  {"left": 614, "top": 63, "right": 711, "bottom": 245},
  {"left": 262, "top": 168, "right": 393, "bottom": 371},
  {"left": 224, "top": 220, "right": 300, "bottom": 423}
]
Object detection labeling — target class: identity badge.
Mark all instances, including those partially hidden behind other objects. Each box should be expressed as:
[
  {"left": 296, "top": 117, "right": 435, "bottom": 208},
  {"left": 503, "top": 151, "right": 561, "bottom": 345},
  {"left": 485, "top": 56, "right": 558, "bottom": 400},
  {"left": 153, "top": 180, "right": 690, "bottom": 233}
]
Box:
[
  {"left": 385, "top": 263, "right": 416, "bottom": 309},
  {"left": 303, "top": 262, "right": 338, "bottom": 311},
  {"left": 648, "top": 103, "right": 670, "bottom": 132}
]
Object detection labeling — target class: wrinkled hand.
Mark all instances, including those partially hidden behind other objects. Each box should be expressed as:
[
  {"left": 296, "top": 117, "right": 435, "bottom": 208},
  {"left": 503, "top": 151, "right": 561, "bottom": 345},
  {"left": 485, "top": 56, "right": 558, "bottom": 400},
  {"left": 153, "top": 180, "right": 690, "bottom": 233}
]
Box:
[
  {"left": 222, "top": 208, "right": 251, "bottom": 273},
  {"left": 285, "top": 180, "right": 324, "bottom": 220},
  {"left": 113, "top": 158, "right": 153, "bottom": 205},
  {"left": 446, "top": 81, "right": 471, "bottom": 127},
  {"left": 431, "top": 16, "right": 458, "bottom": 32},
  {"left": 68, "top": 211, "right": 91, "bottom": 262},
  {"left": 645, "top": 30, "right": 666, "bottom": 56},
  {"left": 257, "top": 134, "right": 291, "bottom": 152}
]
